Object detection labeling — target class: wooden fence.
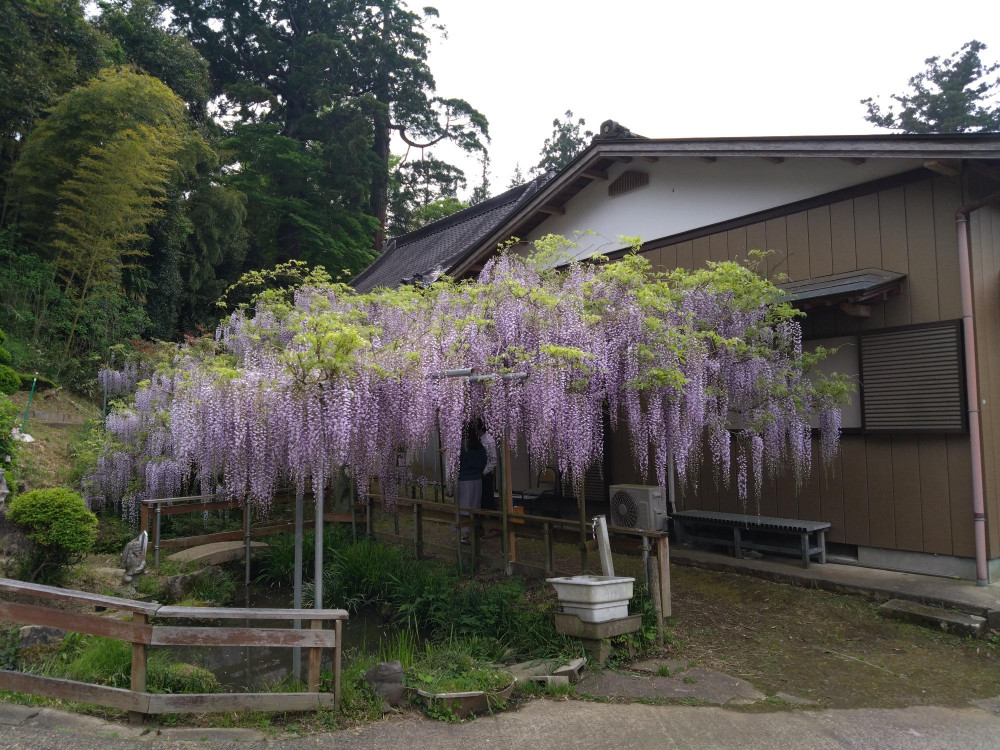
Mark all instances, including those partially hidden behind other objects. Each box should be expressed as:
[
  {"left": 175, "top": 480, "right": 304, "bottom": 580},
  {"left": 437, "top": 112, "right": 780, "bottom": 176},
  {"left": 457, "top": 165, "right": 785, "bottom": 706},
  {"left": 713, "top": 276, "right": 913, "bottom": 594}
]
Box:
[
  {"left": 0, "top": 578, "right": 346, "bottom": 723},
  {"left": 363, "top": 492, "right": 673, "bottom": 635}
]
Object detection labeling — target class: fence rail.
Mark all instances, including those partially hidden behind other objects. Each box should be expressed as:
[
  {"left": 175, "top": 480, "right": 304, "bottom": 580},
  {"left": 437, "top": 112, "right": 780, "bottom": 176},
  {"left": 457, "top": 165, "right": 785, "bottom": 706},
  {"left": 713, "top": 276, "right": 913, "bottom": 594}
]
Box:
[{"left": 0, "top": 578, "right": 346, "bottom": 722}]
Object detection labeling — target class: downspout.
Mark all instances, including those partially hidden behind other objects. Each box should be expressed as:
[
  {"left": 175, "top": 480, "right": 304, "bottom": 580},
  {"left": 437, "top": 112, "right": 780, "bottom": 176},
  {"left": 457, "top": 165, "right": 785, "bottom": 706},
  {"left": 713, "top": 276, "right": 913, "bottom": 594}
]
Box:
[{"left": 956, "top": 190, "right": 1000, "bottom": 586}]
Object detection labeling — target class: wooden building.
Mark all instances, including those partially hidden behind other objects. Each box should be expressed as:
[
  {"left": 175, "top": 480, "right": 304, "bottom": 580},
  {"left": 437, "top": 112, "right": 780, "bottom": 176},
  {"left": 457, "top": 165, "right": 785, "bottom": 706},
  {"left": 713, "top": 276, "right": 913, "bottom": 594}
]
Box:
[{"left": 354, "top": 124, "right": 1000, "bottom": 583}]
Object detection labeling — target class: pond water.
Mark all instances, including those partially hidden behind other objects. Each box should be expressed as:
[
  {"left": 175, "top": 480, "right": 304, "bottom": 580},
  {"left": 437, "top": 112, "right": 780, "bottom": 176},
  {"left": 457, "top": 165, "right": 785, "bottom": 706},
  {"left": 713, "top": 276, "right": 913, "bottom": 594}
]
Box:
[{"left": 160, "top": 585, "right": 390, "bottom": 691}]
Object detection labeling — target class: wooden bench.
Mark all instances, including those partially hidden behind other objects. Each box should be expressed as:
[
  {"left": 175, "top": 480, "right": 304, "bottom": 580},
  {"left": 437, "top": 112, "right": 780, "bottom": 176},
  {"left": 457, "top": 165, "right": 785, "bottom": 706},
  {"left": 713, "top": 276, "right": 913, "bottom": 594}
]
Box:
[{"left": 672, "top": 510, "right": 830, "bottom": 568}]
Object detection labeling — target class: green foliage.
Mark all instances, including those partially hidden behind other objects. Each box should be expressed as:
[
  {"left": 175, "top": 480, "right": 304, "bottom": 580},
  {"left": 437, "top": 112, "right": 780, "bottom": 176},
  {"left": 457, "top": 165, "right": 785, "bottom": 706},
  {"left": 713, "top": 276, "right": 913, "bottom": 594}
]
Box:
[
  {"left": 0, "top": 395, "right": 18, "bottom": 478},
  {"left": 265, "top": 533, "right": 576, "bottom": 661},
  {"left": 862, "top": 40, "right": 1000, "bottom": 132},
  {"left": 91, "top": 512, "right": 135, "bottom": 555},
  {"left": 56, "top": 635, "right": 219, "bottom": 693},
  {"left": 18, "top": 374, "right": 55, "bottom": 392},
  {"left": 532, "top": 110, "right": 593, "bottom": 175},
  {"left": 387, "top": 155, "right": 468, "bottom": 236},
  {"left": 0, "top": 365, "right": 18, "bottom": 395},
  {"left": 7, "top": 488, "right": 97, "bottom": 583},
  {"left": 406, "top": 645, "right": 513, "bottom": 721}
]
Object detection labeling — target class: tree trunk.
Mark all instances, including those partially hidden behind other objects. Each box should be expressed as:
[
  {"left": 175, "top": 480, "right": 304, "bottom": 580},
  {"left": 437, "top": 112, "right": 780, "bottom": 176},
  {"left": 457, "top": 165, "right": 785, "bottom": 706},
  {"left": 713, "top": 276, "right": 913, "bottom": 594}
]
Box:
[{"left": 369, "top": 3, "right": 394, "bottom": 254}]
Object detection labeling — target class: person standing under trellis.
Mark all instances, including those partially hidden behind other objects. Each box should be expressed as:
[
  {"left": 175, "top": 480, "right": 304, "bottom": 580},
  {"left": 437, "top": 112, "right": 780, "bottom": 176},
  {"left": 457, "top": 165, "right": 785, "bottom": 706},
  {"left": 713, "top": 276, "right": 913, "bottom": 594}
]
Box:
[{"left": 457, "top": 422, "right": 486, "bottom": 544}]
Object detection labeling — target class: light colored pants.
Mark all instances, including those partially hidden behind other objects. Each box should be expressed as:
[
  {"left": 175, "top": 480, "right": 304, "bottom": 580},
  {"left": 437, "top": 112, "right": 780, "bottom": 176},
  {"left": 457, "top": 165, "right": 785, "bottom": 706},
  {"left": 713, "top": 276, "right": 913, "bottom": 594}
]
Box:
[{"left": 457, "top": 478, "right": 482, "bottom": 538}]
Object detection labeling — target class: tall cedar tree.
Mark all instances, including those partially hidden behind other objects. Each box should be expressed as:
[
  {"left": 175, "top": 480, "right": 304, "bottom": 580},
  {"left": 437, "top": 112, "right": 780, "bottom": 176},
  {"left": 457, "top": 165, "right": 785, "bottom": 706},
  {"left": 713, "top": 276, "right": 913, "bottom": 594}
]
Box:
[
  {"left": 862, "top": 40, "right": 1000, "bottom": 133},
  {"left": 164, "top": 0, "right": 488, "bottom": 259},
  {"left": 532, "top": 110, "right": 592, "bottom": 175}
]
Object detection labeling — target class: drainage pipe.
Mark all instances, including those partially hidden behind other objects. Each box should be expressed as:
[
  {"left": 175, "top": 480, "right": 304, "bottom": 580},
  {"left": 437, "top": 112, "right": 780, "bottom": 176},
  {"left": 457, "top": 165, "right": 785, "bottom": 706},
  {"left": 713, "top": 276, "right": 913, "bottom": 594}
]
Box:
[{"left": 956, "top": 191, "right": 1000, "bottom": 586}]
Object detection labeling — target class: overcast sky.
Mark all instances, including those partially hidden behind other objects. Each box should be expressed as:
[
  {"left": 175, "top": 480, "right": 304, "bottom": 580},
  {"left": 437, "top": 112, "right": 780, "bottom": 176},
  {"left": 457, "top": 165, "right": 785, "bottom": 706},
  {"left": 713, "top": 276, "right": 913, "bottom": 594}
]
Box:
[{"left": 408, "top": 0, "right": 1000, "bottom": 199}]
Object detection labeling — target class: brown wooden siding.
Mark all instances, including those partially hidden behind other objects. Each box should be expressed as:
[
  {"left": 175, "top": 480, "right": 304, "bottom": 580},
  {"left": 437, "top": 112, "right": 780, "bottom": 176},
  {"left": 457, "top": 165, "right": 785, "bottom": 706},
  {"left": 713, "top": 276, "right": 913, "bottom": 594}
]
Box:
[{"left": 618, "top": 173, "right": 988, "bottom": 559}]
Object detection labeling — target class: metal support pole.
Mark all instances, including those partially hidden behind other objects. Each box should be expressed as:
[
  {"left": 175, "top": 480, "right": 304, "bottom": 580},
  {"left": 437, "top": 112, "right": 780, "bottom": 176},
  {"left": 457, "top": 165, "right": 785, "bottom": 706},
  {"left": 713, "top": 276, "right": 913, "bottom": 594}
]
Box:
[
  {"left": 365, "top": 494, "right": 373, "bottom": 538},
  {"left": 243, "top": 502, "right": 251, "bottom": 587},
  {"left": 578, "top": 490, "right": 588, "bottom": 573},
  {"left": 543, "top": 522, "right": 553, "bottom": 577},
  {"left": 593, "top": 515, "right": 614, "bottom": 577},
  {"left": 292, "top": 486, "right": 304, "bottom": 681},
  {"left": 314, "top": 482, "right": 324, "bottom": 610},
  {"left": 413, "top": 502, "right": 423, "bottom": 559},
  {"left": 153, "top": 502, "right": 162, "bottom": 568},
  {"left": 454, "top": 475, "right": 463, "bottom": 573}
]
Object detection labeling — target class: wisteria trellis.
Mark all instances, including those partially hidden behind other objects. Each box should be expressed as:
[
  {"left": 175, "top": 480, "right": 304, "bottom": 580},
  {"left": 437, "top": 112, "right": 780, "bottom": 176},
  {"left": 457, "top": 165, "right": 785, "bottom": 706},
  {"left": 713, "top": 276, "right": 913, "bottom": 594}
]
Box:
[{"left": 85, "top": 238, "right": 851, "bottom": 521}]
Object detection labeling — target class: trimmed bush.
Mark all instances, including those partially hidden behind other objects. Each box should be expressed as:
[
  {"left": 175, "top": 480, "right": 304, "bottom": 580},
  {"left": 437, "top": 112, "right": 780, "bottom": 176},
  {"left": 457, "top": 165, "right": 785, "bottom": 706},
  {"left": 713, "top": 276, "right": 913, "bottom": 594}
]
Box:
[
  {"left": 8, "top": 488, "right": 98, "bottom": 583},
  {"left": 0, "top": 347, "right": 10, "bottom": 366},
  {"left": 0, "top": 365, "right": 19, "bottom": 395}
]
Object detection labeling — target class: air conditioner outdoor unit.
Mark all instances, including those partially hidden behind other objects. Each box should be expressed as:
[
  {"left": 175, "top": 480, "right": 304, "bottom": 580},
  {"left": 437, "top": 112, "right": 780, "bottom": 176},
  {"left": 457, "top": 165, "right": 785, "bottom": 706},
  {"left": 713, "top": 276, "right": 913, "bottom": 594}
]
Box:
[{"left": 608, "top": 484, "right": 668, "bottom": 531}]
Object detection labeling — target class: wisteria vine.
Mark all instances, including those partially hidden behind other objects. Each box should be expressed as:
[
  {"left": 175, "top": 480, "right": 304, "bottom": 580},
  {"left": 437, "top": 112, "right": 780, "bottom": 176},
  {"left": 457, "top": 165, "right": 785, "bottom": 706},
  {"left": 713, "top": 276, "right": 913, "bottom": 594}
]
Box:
[{"left": 85, "top": 237, "right": 852, "bottom": 520}]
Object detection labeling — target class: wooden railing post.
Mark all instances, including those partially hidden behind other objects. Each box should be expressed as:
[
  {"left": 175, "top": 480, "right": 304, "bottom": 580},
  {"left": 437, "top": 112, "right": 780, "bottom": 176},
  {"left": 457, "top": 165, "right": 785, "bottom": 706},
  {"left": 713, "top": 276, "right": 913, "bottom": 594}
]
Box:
[
  {"left": 657, "top": 535, "right": 672, "bottom": 619},
  {"left": 413, "top": 502, "right": 423, "bottom": 559},
  {"left": 307, "top": 619, "right": 322, "bottom": 693},
  {"left": 543, "top": 522, "right": 553, "bottom": 577},
  {"left": 365, "top": 495, "right": 373, "bottom": 538},
  {"left": 130, "top": 613, "right": 148, "bottom": 726},
  {"left": 333, "top": 619, "right": 342, "bottom": 712}
]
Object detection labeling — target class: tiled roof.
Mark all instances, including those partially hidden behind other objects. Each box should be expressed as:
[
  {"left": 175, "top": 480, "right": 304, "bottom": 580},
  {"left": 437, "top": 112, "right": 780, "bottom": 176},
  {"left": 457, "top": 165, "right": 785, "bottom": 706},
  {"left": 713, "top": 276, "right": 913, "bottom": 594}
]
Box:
[{"left": 352, "top": 176, "right": 550, "bottom": 292}]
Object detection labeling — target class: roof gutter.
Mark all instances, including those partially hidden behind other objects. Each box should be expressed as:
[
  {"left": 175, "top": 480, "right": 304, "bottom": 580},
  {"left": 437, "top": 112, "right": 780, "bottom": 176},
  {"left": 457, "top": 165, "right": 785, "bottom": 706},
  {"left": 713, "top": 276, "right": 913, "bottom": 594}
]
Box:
[{"left": 957, "top": 189, "right": 1000, "bottom": 586}]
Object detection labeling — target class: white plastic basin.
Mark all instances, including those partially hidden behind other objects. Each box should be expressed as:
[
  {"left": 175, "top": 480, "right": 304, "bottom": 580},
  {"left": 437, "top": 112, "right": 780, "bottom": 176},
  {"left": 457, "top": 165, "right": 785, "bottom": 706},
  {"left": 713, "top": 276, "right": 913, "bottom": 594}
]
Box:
[{"left": 546, "top": 575, "right": 634, "bottom": 604}]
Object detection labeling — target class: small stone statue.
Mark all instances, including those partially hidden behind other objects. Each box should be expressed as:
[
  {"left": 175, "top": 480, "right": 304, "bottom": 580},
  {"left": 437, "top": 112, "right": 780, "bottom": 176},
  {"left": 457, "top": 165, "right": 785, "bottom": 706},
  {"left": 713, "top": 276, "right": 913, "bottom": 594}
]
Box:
[{"left": 120, "top": 530, "right": 148, "bottom": 585}]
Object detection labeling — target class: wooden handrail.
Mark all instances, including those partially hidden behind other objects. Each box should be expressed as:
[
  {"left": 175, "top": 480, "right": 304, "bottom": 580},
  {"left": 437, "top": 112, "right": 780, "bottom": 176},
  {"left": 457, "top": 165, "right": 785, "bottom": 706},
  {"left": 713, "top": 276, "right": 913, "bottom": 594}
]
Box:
[{"left": 0, "top": 578, "right": 347, "bottom": 720}]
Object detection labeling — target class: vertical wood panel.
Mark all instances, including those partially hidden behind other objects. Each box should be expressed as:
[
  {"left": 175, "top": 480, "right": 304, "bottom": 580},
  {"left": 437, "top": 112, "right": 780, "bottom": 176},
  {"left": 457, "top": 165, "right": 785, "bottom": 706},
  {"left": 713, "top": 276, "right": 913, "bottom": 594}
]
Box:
[
  {"left": 878, "top": 187, "right": 910, "bottom": 327},
  {"left": 775, "top": 462, "right": 798, "bottom": 519},
  {"left": 830, "top": 199, "right": 857, "bottom": 274},
  {"left": 947, "top": 435, "right": 975, "bottom": 558},
  {"left": 785, "top": 212, "right": 810, "bottom": 281},
  {"left": 709, "top": 231, "right": 728, "bottom": 263},
  {"left": 764, "top": 216, "right": 788, "bottom": 280},
  {"left": 819, "top": 448, "right": 845, "bottom": 543},
  {"left": 640, "top": 247, "right": 661, "bottom": 271},
  {"left": 866, "top": 436, "right": 895, "bottom": 549},
  {"left": 903, "top": 181, "right": 939, "bottom": 324},
  {"left": 745, "top": 222, "right": 766, "bottom": 271},
  {"left": 807, "top": 206, "right": 833, "bottom": 277},
  {"left": 932, "top": 176, "right": 964, "bottom": 321},
  {"left": 918, "top": 436, "right": 952, "bottom": 555},
  {"left": 727, "top": 226, "right": 747, "bottom": 265},
  {"left": 796, "top": 441, "right": 822, "bottom": 521},
  {"left": 991, "top": 206, "right": 1000, "bottom": 555},
  {"left": 661, "top": 245, "right": 678, "bottom": 272},
  {"left": 676, "top": 240, "right": 694, "bottom": 270},
  {"left": 890, "top": 438, "right": 923, "bottom": 552},
  {"left": 758, "top": 472, "right": 778, "bottom": 518},
  {"left": 840, "top": 437, "right": 870, "bottom": 546},
  {"left": 692, "top": 236, "right": 710, "bottom": 269},
  {"left": 854, "top": 193, "right": 884, "bottom": 329}
]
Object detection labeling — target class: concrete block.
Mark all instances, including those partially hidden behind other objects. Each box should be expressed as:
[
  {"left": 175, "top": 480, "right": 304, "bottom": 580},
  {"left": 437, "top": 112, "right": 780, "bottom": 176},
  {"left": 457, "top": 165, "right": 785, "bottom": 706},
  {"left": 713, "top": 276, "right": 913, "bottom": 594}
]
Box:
[
  {"left": 553, "top": 612, "right": 642, "bottom": 639},
  {"left": 879, "top": 598, "right": 986, "bottom": 636},
  {"left": 552, "top": 657, "right": 587, "bottom": 683}
]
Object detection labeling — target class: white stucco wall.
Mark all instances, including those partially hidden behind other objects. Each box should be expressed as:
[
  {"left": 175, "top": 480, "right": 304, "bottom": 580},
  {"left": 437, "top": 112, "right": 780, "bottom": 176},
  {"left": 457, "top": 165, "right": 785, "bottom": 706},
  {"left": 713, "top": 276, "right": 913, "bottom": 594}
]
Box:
[{"left": 524, "top": 156, "right": 924, "bottom": 259}]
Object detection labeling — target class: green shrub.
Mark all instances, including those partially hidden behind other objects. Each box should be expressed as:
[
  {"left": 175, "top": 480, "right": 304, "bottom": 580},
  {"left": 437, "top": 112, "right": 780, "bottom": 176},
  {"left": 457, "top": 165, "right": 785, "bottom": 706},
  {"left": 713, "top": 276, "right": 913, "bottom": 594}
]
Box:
[
  {"left": 0, "top": 347, "right": 10, "bottom": 366},
  {"left": 18, "top": 373, "right": 56, "bottom": 392},
  {"left": 7, "top": 488, "right": 98, "bottom": 583},
  {"left": 0, "top": 365, "right": 19, "bottom": 395},
  {"left": 92, "top": 512, "right": 136, "bottom": 555}
]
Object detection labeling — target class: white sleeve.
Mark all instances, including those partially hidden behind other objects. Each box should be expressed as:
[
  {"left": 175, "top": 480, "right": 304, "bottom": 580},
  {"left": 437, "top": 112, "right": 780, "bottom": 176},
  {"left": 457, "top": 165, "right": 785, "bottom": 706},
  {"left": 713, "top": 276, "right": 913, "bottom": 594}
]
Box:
[{"left": 482, "top": 433, "right": 498, "bottom": 475}]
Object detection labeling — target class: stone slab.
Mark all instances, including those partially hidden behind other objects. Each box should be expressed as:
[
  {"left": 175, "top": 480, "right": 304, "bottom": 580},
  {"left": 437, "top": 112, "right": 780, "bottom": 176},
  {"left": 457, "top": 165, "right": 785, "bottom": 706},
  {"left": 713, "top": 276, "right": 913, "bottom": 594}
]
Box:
[
  {"left": 879, "top": 598, "right": 986, "bottom": 636},
  {"left": 168, "top": 541, "right": 267, "bottom": 566},
  {"left": 553, "top": 612, "right": 642, "bottom": 639},
  {"left": 577, "top": 667, "right": 764, "bottom": 706},
  {"left": 774, "top": 691, "right": 819, "bottom": 706},
  {"left": 629, "top": 658, "right": 690, "bottom": 676},
  {"left": 23, "top": 708, "right": 145, "bottom": 738},
  {"left": 0, "top": 703, "right": 39, "bottom": 726},
  {"left": 149, "top": 728, "right": 267, "bottom": 742},
  {"left": 508, "top": 659, "right": 558, "bottom": 681}
]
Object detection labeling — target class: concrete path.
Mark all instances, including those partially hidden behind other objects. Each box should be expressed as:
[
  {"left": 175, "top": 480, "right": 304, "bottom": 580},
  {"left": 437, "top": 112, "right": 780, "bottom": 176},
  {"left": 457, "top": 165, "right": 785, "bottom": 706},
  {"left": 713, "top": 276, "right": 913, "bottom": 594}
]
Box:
[{"left": 3, "top": 698, "right": 1000, "bottom": 749}]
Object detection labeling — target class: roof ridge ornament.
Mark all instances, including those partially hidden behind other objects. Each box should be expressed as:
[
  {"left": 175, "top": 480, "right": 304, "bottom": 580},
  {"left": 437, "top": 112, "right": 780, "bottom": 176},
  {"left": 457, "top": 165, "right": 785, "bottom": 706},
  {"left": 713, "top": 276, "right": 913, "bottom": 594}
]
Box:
[{"left": 595, "top": 120, "right": 645, "bottom": 141}]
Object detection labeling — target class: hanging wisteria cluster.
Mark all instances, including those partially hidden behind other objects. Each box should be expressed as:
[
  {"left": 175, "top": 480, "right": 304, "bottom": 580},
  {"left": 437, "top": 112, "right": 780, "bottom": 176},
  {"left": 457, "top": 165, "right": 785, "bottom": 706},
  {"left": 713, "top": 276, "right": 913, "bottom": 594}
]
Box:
[{"left": 88, "top": 238, "right": 851, "bottom": 520}]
